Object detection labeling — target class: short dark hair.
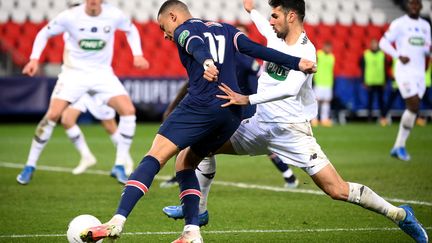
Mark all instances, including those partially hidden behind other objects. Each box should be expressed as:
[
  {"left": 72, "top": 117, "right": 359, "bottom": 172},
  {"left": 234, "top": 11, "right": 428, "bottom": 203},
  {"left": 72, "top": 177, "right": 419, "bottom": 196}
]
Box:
[
  {"left": 157, "top": 0, "right": 189, "bottom": 17},
  {"left": 269, "top": 0, "right": 305, "bottom": 21}
]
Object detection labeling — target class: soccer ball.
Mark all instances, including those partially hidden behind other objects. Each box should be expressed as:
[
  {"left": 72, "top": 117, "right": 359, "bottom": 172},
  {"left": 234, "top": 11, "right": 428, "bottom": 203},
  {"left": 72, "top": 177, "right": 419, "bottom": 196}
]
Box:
[{"left": 67, "top": 214, "right": 103, "bottom": 243}]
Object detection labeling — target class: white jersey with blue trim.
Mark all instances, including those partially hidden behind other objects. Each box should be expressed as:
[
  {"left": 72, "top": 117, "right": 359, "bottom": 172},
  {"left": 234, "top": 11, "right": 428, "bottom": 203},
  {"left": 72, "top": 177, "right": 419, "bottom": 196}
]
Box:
[
  {"left": 248, "top": 10, "right": 317, "bottom": 123},
  {"left": 30, "top": 3, "right": 142, "bottom": 72}
]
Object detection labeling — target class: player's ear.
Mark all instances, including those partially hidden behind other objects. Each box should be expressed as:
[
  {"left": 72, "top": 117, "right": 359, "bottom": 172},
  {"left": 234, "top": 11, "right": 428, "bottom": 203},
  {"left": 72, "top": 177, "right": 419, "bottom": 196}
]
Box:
[{"left": 169, "top": 12, "right": 177, "bottom": 22}]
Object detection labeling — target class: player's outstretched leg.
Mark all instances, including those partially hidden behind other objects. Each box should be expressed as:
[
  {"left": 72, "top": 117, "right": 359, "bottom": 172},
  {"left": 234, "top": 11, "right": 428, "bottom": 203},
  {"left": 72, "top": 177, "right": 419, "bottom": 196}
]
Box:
[
  {"left": 82, "top": 155, "right": 161, "bottom": 241},
  {"left": 17, "top": 118, "right": 56, "bottom": 185},
  {"left": 312, "top": 165, "right": 428, "bottom": 242}
]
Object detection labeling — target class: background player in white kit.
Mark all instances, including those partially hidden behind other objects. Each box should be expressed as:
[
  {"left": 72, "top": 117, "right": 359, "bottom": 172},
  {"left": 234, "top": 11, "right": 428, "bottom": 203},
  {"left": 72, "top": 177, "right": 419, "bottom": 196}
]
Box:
[
  {"left": 379, "top": 0, "right": 431, "bottom": 161},
  {"left": 17, "top": 0, "right": 149, "bottom": 185},
  {"left": 61, "top": 93, "right": 134, "bottom": 176},
  {"left": 165, "top": 0, "right": 428, "bottom": 242}
]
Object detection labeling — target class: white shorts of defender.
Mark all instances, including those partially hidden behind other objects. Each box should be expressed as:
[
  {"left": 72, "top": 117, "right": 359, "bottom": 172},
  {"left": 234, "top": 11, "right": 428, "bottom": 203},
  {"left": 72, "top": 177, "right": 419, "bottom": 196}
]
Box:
[
  {"left": 230, "top": 115, "right": 330, "bottom": 176},
  {"left": 395, "top": 73, "right": 426, "bottom": 99},
  {"left": 51, "top": 67, "right": 128, "bottom": 105},
  {"left": 70, "top": 93, "right": 116, "bottom": 121}
]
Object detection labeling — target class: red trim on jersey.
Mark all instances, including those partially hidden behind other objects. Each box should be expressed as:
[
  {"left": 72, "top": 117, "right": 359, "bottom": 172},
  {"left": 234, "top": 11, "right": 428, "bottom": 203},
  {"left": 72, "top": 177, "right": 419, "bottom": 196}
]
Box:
[
  {"left": 233, "top": 32, "right": 244, "bottom": 52},
  {"left": 179, "top": 189, "right": 202, "bottom": 199},
  {"left": 126, "top": 180, "right": 149, "bottom": 194}
]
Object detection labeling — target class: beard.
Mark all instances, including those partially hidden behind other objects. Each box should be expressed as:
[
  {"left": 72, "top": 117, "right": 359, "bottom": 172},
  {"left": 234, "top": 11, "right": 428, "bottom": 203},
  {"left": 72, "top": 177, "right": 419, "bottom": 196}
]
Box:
[{"left": 276, "top": 29, "right": 287, "bottom": 39}]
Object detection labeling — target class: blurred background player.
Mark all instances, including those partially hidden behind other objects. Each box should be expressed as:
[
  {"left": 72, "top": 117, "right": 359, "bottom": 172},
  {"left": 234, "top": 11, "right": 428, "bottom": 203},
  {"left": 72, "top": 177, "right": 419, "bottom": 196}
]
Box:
[
  {"left": 312, "top": 41, "right": 335, "bottom": 127},
  {"left": 379, "top": 0, "right": 431, "bottom": 161},
  {"left": 160, "top": 24, "right": 299, "bottom": 190},
  {"left": 360, "top": 39, "right": 388, "bottom": 125},
  {"left": 16, "top": 0, "right": 149, "bottom": 185},
  {"left": 61, "top": 93, "right": 134, "bottom": 176}
]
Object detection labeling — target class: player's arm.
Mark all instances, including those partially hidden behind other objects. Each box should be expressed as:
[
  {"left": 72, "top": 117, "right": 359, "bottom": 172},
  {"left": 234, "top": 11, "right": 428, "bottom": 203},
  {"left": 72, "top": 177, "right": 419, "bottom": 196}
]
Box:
[
  {"left": 379, "top": 21, "right": 409, "bottom": 64},
  {"left": 235, "top": 33, "right": 316, "bottom": 73},
  {"left": 217, "top": 71, "right": 307, "bottom": 106},
  {"left": 163, "top": 81, "right": 189, "bottom": 120},
  {"left": 23, "top": 14, "right": 67, "bottom": 76},
  {"left": 244, "top": 0, "right": 275, "bottom": 40},
  {"left": 175, "top": 26, "right": 218, "bottom": 79},
  {"left": 117, "top": 13, "right": 149, "bottom": 69}
]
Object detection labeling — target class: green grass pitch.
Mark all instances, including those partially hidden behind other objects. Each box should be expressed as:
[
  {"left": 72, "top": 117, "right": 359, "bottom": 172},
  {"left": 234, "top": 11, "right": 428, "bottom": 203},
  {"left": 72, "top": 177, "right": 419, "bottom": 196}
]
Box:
[{"left": 0, "top": 123, "right": 431, "bottom": 242}]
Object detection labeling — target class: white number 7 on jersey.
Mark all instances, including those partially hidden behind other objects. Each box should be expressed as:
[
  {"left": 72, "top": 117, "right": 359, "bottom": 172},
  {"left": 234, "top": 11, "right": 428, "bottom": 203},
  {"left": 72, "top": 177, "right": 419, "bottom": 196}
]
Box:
[{"left": 204, "top": 32, "right": 226, "bottom": 64}]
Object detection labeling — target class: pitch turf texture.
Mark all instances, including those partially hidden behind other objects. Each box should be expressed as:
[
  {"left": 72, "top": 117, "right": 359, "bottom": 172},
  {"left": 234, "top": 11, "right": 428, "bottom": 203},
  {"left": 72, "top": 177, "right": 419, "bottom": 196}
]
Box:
[{"left": 0, "top": 123, "right": 430, "bottom": 242}]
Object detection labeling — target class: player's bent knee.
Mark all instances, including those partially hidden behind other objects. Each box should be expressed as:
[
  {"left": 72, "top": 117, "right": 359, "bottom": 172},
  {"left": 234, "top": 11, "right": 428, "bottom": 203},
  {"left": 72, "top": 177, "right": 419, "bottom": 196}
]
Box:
[
  {"left": 45, "top": 112, "right": 61, "bottom": 122},
  {"left": 325, "top": 185, "right": 347, "bottom": 201},
  {"left": 118, "top": 106, "right": 136, "bottom": 116}
]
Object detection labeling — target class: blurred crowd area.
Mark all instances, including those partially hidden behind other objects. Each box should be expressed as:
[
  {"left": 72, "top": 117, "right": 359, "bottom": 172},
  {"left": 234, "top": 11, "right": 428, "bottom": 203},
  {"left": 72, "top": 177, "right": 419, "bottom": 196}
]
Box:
[{"left": 0, "top": 0, "right": 431, "bottom": 123}]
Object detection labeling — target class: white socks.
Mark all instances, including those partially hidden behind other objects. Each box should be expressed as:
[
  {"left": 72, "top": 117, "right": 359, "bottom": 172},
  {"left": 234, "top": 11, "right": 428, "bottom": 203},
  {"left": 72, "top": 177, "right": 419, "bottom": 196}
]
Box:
[
  {"left": 394, "top": 110, "right": 416, "bottom": 148},
  {"left": 115, "top": 115, "right": 136, "bottom": 166},
  {"left": 26, "top": 118, "right": 57, "bottom": 167},
  {"left": 196, "top": 156, "right": 216, "bottom": 214},
  {"left": 282, "top": 168, "right": 294, "bottom": 178},
  {"left": 347, "top": 182, "right": 405, "bottom": 223},
  {"left": 110, "top": 130, "right": 121, "bottom": 146},
  {"left": 320, "top": 102, "right": 331, "bottom": 121},
  {"left": 65, "top": 125, "right": 92, "bottom": 158}
]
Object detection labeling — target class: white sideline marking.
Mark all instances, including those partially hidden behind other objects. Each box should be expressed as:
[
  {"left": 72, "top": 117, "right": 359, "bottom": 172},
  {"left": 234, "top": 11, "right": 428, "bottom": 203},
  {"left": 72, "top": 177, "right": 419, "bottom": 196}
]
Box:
[
  {"left": 1, "top": 227, "right": 431, "bottom": 238},
  {"left": 2, "top": 161, "right": 432, "bottom": 207}
]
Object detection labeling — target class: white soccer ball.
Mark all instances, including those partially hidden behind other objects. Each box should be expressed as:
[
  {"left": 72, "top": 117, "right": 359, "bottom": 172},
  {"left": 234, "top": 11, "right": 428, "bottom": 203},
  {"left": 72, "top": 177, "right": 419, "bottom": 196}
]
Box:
[{"left": 67, "top": 214, "right": 103, "bottom": 243}]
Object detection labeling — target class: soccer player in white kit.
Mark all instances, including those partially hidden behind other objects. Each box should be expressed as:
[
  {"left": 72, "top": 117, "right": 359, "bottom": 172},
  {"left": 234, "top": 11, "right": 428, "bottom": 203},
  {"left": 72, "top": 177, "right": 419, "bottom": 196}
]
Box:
[
  {"left": 173, "top": 0, "right": 428, "bottom": 241},
  {"left": 379, "top": 0, "right": 431, "bottom": 161},
  {"left": 17, "top": 0, "right": 149, "bottom": 185},
  {"left": 61, "top": 93, "right": 134, "bottom": 176}
]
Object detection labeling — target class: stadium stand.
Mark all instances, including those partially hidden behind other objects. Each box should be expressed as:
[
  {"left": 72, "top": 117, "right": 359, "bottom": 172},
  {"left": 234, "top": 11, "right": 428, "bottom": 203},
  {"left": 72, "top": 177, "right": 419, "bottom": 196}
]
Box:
[
  {"left": 0, "top": 0, "right": 429, "bottom": 78},
  {"left": 0, "top": 0, "right": 430, "bottom": 121}
]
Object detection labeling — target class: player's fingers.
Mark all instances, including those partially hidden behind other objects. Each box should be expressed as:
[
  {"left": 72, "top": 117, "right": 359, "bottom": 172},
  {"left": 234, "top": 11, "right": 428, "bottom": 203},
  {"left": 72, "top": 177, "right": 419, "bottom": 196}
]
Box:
[
  {"left": 204, "top": 73, "right": 215, "bottom": 81},
  {"left": 218, "top": 85, "right": 231, "bottom": 95},
  {"left": 221, "top": 101, "right": 233, "bottom": 107},
  {"left": 216, "top": 94, "right": 230, "bottom": 100}
]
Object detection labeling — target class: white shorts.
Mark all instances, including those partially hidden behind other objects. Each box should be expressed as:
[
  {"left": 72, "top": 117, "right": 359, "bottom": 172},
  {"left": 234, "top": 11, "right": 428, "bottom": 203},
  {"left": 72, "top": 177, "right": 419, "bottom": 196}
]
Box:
[
  {"left": 395, "top": 72, "right": 426, "bottom": 99},
  {"left": 51, "top": 68, "right": 128, "bottom": 104},
  {"left": 70, "top": 93, "right": 116, "bottom": 121},
  {"left": 230, "top": 116, "right": 330, "bottom": 176},
  {"left": 314, "top": 86, "right": 333, "bottom": 101}
]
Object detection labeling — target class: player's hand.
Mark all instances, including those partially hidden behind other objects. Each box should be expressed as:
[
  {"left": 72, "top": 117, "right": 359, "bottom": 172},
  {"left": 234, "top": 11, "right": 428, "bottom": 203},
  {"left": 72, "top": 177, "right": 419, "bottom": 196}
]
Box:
[
  {"left": 299, "top": 58, "right": 317, "bottom": 74},
  {"left": 133, "top": 55, "right": 150, "bottom": 69},
  {"left": 22, "top": 59, "right": 39, "bottom": 77},
  {"left": 398, "top": 56, "right": 410, "bottom": 64},
  {"left": 243, "top": 0, "right": 254, "bottom": 13},
  {"left": 204, "top": 66, "right": 219, "bottom": 82},
  {"left": 217, "top": 83, "right": 249, "bottom": 107}
]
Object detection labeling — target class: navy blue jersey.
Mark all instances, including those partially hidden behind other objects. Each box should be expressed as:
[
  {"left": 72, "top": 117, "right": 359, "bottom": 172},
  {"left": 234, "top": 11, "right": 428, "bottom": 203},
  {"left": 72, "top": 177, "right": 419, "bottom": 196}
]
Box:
[
  {"left": 235, "top": 52, "right": 259, "bottom": 95},
  {"left": 174, "top": 19, "right": 242, "bottom": 108},
  {"left": 235, "top": 52, "right": 259, "bottom": 119}
]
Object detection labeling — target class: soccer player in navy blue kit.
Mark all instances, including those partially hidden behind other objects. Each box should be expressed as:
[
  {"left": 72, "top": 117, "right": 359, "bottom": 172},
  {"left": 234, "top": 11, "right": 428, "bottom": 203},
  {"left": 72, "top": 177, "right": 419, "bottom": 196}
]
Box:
[{"left": 81, "top": 1, "right": 316, "bottom": 242}]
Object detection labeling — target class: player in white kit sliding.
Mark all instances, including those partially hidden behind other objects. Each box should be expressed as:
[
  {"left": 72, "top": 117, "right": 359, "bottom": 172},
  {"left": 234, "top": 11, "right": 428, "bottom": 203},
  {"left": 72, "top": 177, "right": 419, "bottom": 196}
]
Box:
[
  {"left": 17, "top": 0, "right": 149, "bottom": 185},
  {"left": 164, "top": 0, "right": 428, "bottom": 242},
  {"left": 379, "top": 0, "right": 431, "bottom": 161}
]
